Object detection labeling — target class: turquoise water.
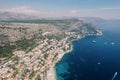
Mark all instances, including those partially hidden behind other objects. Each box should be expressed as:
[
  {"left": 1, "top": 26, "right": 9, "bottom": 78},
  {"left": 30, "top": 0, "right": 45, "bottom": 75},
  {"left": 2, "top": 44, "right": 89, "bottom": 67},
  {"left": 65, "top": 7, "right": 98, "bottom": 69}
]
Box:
[{"left": 55, "top": 24, "right": 120, "bottom": 80}]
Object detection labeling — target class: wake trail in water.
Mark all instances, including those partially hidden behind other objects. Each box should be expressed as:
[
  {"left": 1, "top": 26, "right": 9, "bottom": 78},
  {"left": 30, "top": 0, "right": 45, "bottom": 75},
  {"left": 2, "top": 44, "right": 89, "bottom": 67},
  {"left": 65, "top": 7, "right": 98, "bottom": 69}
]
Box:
[{"left": 112, "top": 72, "right": 118, "bottom": 80}]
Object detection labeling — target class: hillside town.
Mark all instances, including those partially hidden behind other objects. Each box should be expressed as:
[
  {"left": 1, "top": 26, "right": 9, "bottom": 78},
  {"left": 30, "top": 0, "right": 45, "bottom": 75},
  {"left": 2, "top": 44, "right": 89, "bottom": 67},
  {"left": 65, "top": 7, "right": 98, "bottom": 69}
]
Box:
[{"left": 0, "top": 19, "right": 102, "bottom": 80}]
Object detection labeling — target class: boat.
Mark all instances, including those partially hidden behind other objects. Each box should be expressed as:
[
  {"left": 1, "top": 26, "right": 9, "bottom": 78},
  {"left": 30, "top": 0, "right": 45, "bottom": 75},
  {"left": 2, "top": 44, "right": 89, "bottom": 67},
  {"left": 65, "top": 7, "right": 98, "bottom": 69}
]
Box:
[
  {"left": 92, "top": 40, "right": 96, "bottom": 43},
  {"left": 111, "top": 42, "right": 115, "bottom": 45}
]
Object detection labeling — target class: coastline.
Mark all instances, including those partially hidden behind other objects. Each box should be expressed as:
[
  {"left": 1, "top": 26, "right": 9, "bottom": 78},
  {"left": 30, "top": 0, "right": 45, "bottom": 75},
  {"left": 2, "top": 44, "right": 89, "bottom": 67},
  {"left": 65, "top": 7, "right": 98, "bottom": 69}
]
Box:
[
  {"left": 47, "top": 43, "right": 74, "bottom": 80},
  {"left": 47, "top": 67, "right": 57, "bottom": 80},
  {"left": 52, "top": 29, "right": 120, "bottom": 80},
  {"left": 47, "top": 32, "right": 103, "bottom": 80},
  {"left": 0, "top": 20, "right": 103, "bottom": 80}
]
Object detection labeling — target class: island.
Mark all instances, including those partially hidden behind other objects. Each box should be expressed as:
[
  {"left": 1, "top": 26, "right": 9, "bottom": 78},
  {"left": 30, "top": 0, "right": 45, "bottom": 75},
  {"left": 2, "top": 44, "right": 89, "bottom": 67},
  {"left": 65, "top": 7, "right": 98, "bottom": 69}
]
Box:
[{"left": 0, "top": 19, "right": 102, "bottom": 80}]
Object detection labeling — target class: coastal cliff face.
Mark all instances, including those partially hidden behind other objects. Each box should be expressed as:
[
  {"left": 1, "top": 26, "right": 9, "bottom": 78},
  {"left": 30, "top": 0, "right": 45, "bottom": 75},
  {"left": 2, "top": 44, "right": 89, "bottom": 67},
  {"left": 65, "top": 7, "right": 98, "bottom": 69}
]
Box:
[{"left": 0, "top": 19, "right": 102, "bottom": 80}]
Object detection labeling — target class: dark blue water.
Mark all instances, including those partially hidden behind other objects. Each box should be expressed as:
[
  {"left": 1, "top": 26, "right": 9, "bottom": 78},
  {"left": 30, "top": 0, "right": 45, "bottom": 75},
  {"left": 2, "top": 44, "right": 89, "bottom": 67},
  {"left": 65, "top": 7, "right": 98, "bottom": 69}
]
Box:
[{"left": 55, "top": 24, "right": 120, "bottom": 80}]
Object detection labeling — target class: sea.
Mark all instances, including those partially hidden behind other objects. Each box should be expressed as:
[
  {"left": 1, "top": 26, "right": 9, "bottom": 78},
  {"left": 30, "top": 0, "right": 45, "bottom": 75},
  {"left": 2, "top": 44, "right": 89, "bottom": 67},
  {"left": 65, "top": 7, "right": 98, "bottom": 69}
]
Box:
[{"left": 55, "top": 21, "right": 120, "bottom": 80}]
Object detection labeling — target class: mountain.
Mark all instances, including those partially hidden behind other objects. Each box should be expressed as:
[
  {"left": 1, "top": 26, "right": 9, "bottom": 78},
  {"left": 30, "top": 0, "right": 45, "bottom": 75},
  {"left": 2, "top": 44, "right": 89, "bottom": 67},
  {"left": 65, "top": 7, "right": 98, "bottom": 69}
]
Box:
[
  {"left": 0, "top": 12, "right": 38, "bottom": 20},
  {"left": 78, "top": 17, "right": 105, "bottom": 24},
  {"left": 78, "top": 17, "right": 120, "bottom": 30}
]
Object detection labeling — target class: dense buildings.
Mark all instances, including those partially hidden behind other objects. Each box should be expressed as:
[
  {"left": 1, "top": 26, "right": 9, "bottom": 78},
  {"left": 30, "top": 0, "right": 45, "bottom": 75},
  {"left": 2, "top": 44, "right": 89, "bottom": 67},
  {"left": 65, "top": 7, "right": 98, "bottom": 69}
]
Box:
[{"left": 0, "top": 19, "right": 102, "bottom": 80}]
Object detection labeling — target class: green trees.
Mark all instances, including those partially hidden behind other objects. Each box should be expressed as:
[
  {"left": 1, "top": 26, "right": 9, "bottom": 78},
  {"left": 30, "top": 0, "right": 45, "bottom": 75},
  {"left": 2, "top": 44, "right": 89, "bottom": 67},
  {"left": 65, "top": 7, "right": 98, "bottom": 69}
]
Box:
[
  {"left": 0, "top": 38, "right": 36, "bottom": 58},
  {"left": 0, "top": 43, "right": 16, "bottom": 58},
  {"left": 35, "top": 74, "right": 41, "bottom": 80}
]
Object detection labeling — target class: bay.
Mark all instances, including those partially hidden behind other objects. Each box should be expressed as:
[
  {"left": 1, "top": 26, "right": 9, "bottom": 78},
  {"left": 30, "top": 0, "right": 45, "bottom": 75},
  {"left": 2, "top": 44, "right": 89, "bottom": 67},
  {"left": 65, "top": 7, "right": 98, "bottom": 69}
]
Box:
[{"left": 55, "top": 21, "right": 120, "bottom": 80}]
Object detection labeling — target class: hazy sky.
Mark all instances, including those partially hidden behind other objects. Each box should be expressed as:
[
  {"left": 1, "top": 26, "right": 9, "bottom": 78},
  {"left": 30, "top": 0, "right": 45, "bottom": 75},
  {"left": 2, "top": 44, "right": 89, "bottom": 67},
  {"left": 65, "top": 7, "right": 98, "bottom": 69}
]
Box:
[{"left": 0, "top": 0, "right": 120, "bottom": 19}]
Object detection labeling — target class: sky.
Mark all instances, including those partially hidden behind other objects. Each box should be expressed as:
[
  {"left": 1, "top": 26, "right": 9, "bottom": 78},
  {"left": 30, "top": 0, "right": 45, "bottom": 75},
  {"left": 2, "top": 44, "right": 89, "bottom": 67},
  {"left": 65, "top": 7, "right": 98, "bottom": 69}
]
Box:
[{"left": 0, "top": 0, "right": 120, "bottom": 19}]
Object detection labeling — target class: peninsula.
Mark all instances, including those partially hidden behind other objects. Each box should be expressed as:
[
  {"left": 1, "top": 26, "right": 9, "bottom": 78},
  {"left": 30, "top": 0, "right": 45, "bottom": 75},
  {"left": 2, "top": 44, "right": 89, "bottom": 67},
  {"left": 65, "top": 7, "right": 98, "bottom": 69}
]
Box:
[{"left": 0, "top": 19, "right": 102, "bottom": 80}]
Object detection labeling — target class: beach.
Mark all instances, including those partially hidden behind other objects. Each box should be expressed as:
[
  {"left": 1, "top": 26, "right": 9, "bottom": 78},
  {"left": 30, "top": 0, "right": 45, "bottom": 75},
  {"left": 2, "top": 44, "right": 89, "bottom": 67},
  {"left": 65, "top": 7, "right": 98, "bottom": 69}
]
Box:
[
  {"left": 46, "top": 44, "right": 73, "bottom": 80},
  {"left": 47, "top": 67, "right": 56, "bottom": 80}
]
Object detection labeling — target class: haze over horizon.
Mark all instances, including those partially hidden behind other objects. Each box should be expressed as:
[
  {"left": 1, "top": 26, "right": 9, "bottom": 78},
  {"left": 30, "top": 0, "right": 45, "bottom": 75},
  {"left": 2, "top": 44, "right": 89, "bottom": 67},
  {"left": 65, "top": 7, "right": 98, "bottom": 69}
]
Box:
[{"left": 0, "top": 0, "right": 120, "bottom": 19}]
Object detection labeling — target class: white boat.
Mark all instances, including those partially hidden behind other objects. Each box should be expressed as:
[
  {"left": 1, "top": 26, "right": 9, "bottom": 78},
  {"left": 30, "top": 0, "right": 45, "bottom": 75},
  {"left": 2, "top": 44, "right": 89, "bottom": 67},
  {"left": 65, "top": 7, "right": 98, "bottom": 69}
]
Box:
[
  {"left": 92, "top": 40, "right": 96, "bottom": 43},
  {"left": 111, "top": 42, "right": 115, "bottom": 45}
]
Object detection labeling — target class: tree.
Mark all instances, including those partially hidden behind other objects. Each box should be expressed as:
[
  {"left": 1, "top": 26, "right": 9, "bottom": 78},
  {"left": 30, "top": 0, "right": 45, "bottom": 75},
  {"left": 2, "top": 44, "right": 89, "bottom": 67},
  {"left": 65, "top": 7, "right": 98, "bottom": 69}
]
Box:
[{"left": 35, "top": 74, "right": 41, "bottom": 80}]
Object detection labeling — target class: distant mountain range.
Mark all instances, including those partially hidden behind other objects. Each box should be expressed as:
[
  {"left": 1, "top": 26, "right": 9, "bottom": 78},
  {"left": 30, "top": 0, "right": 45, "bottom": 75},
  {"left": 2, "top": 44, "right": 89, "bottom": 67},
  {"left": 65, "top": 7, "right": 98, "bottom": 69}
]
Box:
[
  {"left": 0, "top": 11, "right": 120, "bottom": 23},
  {"left": 0, "top": 12, "right": 39, "bottom": 20}
]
